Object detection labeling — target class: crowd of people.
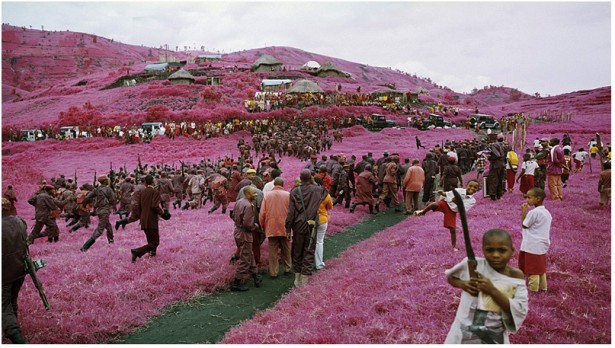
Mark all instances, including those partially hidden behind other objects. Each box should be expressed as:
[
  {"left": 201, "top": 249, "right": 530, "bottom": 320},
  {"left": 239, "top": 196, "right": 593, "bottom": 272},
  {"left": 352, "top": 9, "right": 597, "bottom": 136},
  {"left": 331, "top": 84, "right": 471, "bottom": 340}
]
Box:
[
  {"left": 2, "top": 122, "right": 611, "bottom": 343},
  {"left": 3, "top": 114, "right": 367, "bottom": 145}
]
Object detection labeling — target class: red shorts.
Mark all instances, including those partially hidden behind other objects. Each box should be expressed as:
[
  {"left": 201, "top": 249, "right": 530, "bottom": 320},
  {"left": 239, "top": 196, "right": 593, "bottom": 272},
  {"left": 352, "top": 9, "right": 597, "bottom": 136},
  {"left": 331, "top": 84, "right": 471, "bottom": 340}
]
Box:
[
  {"left": 518, "top": 251, "right": 547, "bottom": 275},
  {"left": 435, "top": 200, "right": 457, "bottom": 230}
]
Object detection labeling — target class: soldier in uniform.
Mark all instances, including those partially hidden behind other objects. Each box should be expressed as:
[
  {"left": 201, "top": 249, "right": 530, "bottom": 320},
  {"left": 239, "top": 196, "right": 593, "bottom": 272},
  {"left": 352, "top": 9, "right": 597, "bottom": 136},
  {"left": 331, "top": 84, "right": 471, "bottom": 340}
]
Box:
[
  {"left": 68, "top": 184, "right": 93, "bottom": 233},
  {"left": 26, "top": 185, "right": 61, "bottom": 244},
  {"left": 115, "top": 177, "right": 146, "bottom": 230},
  {"left": 2, "top": 198, "right": 29, "bottom": 343},
  {"left": 171, "top": 169, "right": 185, "bottom": 209},
  {"left": 157, "top": 172, "right": 174, "bottom": 211},
  {"left": 182, "top": 170, "right": 205, "bottom": 209},
  {"left": 80, "top": 176, "right": 116, "bottom": 251},
  {"left": 333, "top": 163, "right": 352, "bottom": 209},
  {"left": 117, "top": 177, "right": 134, "bottom": 218},
  {"left": 230, "top": 186, "right": 262, "bottom": 291},
  {"left": 208, "top": 170, "right": 229, "bottom": 214}
]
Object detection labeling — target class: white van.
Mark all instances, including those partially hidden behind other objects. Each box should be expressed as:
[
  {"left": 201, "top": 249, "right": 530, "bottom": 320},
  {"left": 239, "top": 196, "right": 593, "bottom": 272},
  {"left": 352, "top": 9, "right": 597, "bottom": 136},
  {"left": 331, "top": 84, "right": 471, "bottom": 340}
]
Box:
[
  {"left": 60, "top": 126, "right": 80, "bottom": 138},
  {"left": 141, "top": 122, "right": 163, "bottom": 135},
  {"left": 20, "top": 129, "right": 43, "bottom": 141}
]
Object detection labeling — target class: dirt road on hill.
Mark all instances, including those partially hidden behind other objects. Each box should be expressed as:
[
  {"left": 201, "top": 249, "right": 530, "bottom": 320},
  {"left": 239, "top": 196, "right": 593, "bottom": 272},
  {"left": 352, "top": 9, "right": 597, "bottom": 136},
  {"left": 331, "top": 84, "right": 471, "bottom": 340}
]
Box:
[{"left": 113, "top": 207, "right": 407, "bottom": 344}]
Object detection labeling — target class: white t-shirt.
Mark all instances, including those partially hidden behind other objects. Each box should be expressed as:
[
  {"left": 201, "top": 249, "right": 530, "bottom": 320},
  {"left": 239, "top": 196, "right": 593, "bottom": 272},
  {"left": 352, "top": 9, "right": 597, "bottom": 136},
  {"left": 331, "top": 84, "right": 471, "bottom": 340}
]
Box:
[
  {"left": 521, "top": 205, "right": 552, "bottom": 255},
  {"left": 521, "top": 160, "right": 538, "bottom": 176},
  {"left": 573, "top": 151, "right": 589, "bottom": 162},
  {"left": 444, "top": 188, "right": 476, "bottom": 213},
  {"left": 262, "top": 181, "right": 275, "bottom": 195}
]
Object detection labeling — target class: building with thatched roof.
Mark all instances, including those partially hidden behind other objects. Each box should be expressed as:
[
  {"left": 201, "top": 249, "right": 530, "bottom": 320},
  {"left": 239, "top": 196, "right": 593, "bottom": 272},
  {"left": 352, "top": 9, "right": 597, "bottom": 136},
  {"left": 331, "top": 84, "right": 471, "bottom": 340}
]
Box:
[
  {"left": 371, "top": 89, "right": 409, "bottom": 104},
  {"left": 287, "top": 79, "right": 324, "bottom": 94},
  {"left": 261, "top": 79, "right": 293, "bottom": 92},
  {"left": 315, "top": 61, "right": 349, "bottom": 78},
  {"left": 197, "top": 54, "right": 222, "bottom": 63},
  {"left": 251, "top": 54, "right": 283, "bottom": 72},
  {"left": 168, "top": 69, "right": 195, "bottom": 85}
]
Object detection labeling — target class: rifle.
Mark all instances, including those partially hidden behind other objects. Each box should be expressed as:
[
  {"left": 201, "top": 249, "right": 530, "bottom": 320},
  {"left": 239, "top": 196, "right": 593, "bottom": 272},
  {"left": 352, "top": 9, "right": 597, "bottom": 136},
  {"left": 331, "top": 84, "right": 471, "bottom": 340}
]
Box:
[
  {"left": 93, "top": 170, "right": 97, "bottom": 186},
  {"left": 452, "top": 189, "right": 478, "bottom": 282},
  {"left": 179, "top": 160, "right": 186, "bottom": 178},
  {"left": 109, "top": 162, "right": 115, "bottom": 187},
  {"left": 124, "top": 162, "right": 127, "bottom": 175},
  {"left": 138, "top": 154, "right": 143, "bottom": 172},
  {"left": 24, "top": 252, "right": 50, "bottom": 310},
  {"left": 74, "top": 169, "right": 78, "bottom": 189},
  {"left": 596, "top": 132, "right": 605, "bottom": 170}
]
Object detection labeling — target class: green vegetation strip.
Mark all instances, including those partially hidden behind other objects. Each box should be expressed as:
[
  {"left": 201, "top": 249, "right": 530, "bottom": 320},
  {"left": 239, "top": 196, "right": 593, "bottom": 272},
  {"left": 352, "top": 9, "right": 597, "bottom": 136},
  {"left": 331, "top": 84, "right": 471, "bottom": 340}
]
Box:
[{"left": 114, "top": 208, "right": 407, "bottom": 344}]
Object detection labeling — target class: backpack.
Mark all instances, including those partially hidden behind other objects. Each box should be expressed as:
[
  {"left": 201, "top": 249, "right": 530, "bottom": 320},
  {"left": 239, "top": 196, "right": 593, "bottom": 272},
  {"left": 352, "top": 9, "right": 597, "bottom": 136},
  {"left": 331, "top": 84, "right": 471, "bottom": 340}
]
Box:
[{"left": 507, "top": 151, "right": 519, "bottom": 166}]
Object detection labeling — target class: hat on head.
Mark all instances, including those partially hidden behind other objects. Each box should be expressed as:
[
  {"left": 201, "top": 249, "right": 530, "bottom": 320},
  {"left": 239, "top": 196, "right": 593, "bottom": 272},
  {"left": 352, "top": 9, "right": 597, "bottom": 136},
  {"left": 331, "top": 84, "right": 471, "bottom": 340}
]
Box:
[
  {"left": 540, "top": 137, "right": 549, "bottom": 142},
  {"left": 310, "top": 155, "right": 317, "bottom": 159},
  {"left": 97, "top": 176, "right": 108, "bottom": 183},
  {"left": 343, "top": 163, "right": 350, "bottom": 168},
  {"left": 45, "top": 184, "right": 56, "bottom": 190},
  {"left": 447, "top": 156, "right": 456, "bottom": 163},
  {"left": 383, "top": 151, "right": 389, "bottom": 155},
  {"left": 246, "top": 169, "right": 257, "bottom": 174}
]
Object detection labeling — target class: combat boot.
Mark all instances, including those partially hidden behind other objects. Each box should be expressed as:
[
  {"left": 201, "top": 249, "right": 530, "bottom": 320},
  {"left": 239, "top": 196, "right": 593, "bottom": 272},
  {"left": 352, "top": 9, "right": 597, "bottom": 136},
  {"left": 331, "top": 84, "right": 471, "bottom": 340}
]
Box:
[
  {"left": 7, "top": 331, "right": 27, "bottom": 344},
  {"left": 375, "top": 201, "right": 381, "bottom": 213},
  {"left": 349, "top": 203, "right": 357, "bottom": 213},
  {"left": 300, "top": 274, "right": 309, "bottom": 286},
  {"left": 80, "top": 238, "right": 96, "bottom": 252},
  {"left": 67, "top": 219, "right": 78, "bottom": 227},
  {"left": 181, "top": 202, "right": 190, "bottom": 210},
  {"left": 115, "top": 218, "right": 127, "bottom": 231},
  {"left": 230, "top": 279, "right": 249, "bottom": 291},
  {"left": 69, "top": 224, "right": 81, "bottom": 233},
  {"left": 208, "top": 206, "right": 218, "bottom": 214},
  {"left": 253, "top": 273, "right": 263, "bottom": 288},
  {"left": 222, "top": 207, "right": 227, "bottom": 214}
]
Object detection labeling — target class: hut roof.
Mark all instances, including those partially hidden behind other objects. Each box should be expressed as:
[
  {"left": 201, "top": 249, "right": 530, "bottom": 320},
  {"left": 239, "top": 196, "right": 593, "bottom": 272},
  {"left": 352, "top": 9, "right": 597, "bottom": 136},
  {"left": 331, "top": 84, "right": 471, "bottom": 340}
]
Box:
[
  {"left": 252, "top": 54, "right": 282, "bottom": 67},
  {"left": 168, "top": 69, "right": 195, "bottom": 81},
  {"left": 287, "top": 79, "right": 324, "bottom": 94},
  {"left": 317, "top": 61, "right": 342, "bottom": 73}
]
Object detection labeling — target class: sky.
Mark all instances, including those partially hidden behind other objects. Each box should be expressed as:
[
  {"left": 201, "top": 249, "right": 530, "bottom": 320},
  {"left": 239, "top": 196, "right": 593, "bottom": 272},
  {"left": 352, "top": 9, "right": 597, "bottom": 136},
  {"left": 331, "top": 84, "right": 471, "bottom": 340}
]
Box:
[{"left": 1, "top": 1, "right": 611, "bottom": 96}]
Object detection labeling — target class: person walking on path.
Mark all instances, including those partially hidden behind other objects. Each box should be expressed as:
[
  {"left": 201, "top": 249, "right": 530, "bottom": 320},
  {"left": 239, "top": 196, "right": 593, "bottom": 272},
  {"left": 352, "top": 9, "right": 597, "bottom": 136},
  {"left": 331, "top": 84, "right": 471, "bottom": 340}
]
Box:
[
  {"left": 259, "top": 178, "right": 291, "bottom": 278},
  {"left": 231, "top": 186, "right": 262, "bottom": 291},
  {"left": 286, "top": 170, "right": 327, "bottom": 287},
  {"left": 314, "top": 184, "right": 333, "bottom": 270},
  {"left": 546, "top": 138, "right": 564, "bottom": 201},
  {"left": 402, "top": 159, "right": 425, "bottom": 214}
]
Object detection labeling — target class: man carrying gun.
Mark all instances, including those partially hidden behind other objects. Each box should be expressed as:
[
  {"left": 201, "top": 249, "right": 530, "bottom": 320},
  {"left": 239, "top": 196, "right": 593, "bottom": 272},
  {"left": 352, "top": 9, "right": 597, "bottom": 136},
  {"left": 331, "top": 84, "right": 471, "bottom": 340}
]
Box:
[
  {"left": 80, "top": 176, "right": 116, "bottom": 251},
  {"left": 2, "top": 198, "right": 30, "bottom": 343}
]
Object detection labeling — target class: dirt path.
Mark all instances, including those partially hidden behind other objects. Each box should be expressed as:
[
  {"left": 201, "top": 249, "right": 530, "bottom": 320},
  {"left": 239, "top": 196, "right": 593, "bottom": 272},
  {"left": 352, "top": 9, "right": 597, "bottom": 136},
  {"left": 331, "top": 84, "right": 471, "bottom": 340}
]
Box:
[{"left": 114, "top": 207, "right": 407, "bottom": 344}]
